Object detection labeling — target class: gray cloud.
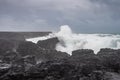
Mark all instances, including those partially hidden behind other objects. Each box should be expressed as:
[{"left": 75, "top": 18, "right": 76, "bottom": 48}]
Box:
[{"left": 0, "top": 0, "right": 120, "bottom": 33}]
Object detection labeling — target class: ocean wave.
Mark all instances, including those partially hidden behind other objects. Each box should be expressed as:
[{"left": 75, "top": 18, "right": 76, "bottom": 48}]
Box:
[{"left": 26, "top": 25, "right": 120, "bottom": 55}]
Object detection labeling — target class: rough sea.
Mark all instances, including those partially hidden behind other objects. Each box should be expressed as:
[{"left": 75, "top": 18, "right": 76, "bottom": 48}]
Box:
[{"left": 27, "top": 25, "right": 120, "bottom": 55}]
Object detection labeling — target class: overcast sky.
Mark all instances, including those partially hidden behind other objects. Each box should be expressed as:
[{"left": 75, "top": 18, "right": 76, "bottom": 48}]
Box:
[{"left": 0, "top": 0, "right": 120, "bottom": 33}]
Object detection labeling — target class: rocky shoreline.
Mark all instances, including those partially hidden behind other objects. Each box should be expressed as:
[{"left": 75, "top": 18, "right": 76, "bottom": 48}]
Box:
[{"left": 0, "top": 34, "right": 120, "bottom": 80}]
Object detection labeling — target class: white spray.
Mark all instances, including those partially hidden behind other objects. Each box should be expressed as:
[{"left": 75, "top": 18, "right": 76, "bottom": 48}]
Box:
[
  {"left": 26, "top": 25, "right": 120, "bottom": 55},
  {"left": 26, "top": 33, "right": 55, "bottom": 43}
]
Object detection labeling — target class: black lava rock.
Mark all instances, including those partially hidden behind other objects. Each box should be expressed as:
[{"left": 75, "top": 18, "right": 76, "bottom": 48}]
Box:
[
  {"left": 97, "top": 48, "right": 120, "bottom": 73},
  {"left": 69, "top": 49, "right": 99, "bottom": 65},
  {"left": 0, "top": 39, "right": 15, "bottom": 56},
  {"left": 17, "top": 41, "right": 40, "bottom": 57},
  {"left": 37, "top": 37, "right": 59, "bottom": 50}
]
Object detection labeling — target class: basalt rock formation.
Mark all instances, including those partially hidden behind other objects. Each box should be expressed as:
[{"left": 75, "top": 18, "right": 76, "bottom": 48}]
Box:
[
  {"left": 97, "top": 48, "right": 120, "bottom": 73},
  {"left": 69, "top": 49, "right": 100, "bottom": 66},
  {"left": 0, "top": 47, "right": 120, "bottom": 80},
  {"left": 17, "top": 41, "right": 40, "bottom": 57},
  {"left": 37, "top": 37, "right": 59, "bottom": 50},
  {"left": 0, "top": 39, "right": 15, "bottom": 56},
  {"left": 0, "top": 33, "right": 120, "bottom": 80},
  {"left": 16, "top": 40, "right": 69, "bottom": 62}
]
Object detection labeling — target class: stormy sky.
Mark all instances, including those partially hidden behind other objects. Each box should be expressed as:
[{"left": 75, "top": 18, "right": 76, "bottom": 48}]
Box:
[{"left": 0, "top": 0, "right": 120, "bottom": 33}]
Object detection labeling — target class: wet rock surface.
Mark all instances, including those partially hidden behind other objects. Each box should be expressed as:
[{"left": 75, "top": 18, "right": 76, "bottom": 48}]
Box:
[{"left": 0, "top": 36, "right": 120, "bottom": 80}]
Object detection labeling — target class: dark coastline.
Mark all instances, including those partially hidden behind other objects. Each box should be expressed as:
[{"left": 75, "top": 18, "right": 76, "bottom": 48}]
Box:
[
  {"left": 0, "top": 32, "right": 120, "bottom": 80},
  {"left": 0, "top": 32, "right": 51, "bottom": 39}
]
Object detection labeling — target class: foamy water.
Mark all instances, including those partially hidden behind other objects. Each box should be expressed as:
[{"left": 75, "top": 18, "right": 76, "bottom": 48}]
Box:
[
  {"left": 26, "top": 33, "right": 55, "bottom": 43},
  {"left": 26, "top": 25, "right": 120, "bottom": 55}
]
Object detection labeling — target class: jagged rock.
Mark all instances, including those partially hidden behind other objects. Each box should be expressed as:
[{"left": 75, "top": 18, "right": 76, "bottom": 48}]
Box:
[
  {"left": 97, "top": 48, "right": 117, "bottom": 56},
  {"left": 72, "top": 49, "right": 95, "bottom": 57},
  {"left": 1, "top": 32, "right": 120, "bottom": 80},
  {"left": 0, "top": 59, "right": 119, "bottom": 80},
  {"left": 10, "top": 55, "right": 37, "bottom": 75},
  {"left": 103, "top": 72, "right": 120, "bottom": 80},
  {"left": 17, "top": 41, "right": 40, "bottom": 57},
  {"left": 26, "top": 60, "right": 77, "bottom": 80},
  {"left": 89, "top": 71, "right": 104, "bottom": 80},
  {"left": 43, "top": 50, "right": 70, "bottom": 61},
  {"left": 2, "top": 51, "right": 18, "bottom": 64},
  {"left": 23, "top": 55, "right": 36, "bottom": 65},
  {"left": 37, "top": 37, "right": 59, "bottom": 50},
  {"left": 70, "top": 49, "right": 96, "bottom": 62},
  {"left": 0, "top": 38, "right": 25, "bottom": 57},
  {"left": 17, "top": 41, "right": 69, "bottom": 63},
  {"left": 0, "top": 39, "right": 15, "bottom": 56},
  {"left": 69, "top": 49, "right": 99, "bottom": 65},
  {"left": 0, "top": 63, "right": 11, "bottom": 70},
  {"left": 23, "top": 55, "right": 36, "bottom": 71},
  {"left": 36, "top": 49, "right": 70, "bottom": 63},
  {"left": 11, "top": 58, "right": 25, "bottom": 74},
  {"left": 0, "top": 68, "right": 10, "bottom": 80},
  {"left": 68, "top": 49, "right": 102, "bottom": 75},
  {"left": 17, "top": 41, "right": 47, "bottom": 62},
  {"left": 97, "top": 48, "right": 120, "bottom": 73}
]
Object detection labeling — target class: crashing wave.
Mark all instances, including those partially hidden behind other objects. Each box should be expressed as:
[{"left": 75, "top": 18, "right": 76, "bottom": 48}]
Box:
[{"left": 26, "top": 25, "right": 120, "bottom": 55}]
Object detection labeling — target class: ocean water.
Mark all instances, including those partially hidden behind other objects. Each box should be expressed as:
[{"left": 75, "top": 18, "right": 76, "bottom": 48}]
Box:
[{"left": 26, "top": 25, "right": 120, "bottom": 55}]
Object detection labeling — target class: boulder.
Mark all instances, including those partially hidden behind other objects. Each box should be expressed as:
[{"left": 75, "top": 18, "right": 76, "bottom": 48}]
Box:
[
  {"left": 72, "top": 49, "right": 95, "bottom": 57},
  {"left": 97, "top": 48, "right": 117, "bottom": 56},
  {"left": 70, "top": 49, "right": 96, "bottom": 64},
  {"left": 97, "top": 48, "right": 120, "bottom": 73},
  {"left": 69, "top": 49, "right": 101, "bottom": 71},
  {"left": 37, "top": 37, "right": 59, "bottom": 50}
]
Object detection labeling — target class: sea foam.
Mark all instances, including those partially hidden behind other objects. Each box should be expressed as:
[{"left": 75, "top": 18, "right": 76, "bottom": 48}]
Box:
[{"left": 27, "top": 25, "right": 120, "bottom": 55}]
